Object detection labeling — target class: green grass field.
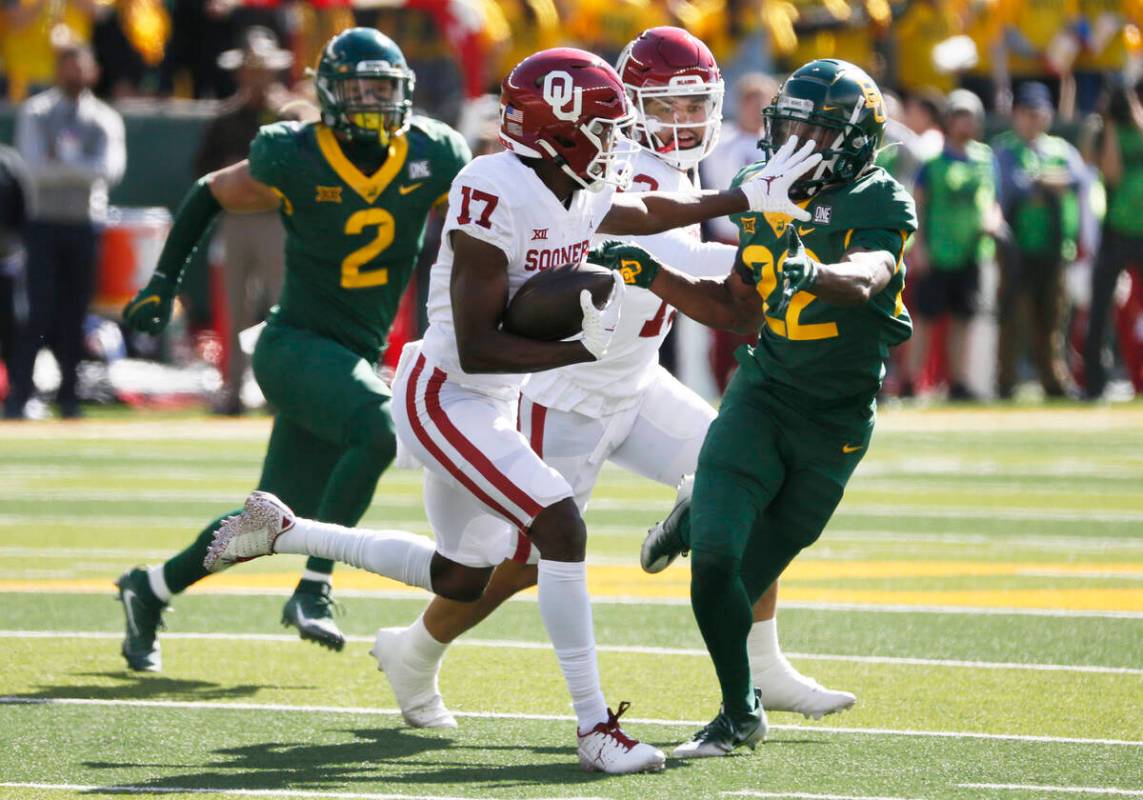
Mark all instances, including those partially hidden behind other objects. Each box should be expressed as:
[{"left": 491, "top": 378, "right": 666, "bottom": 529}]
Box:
[{"left": 2, "top": 404, "right": 1142, "bottom": 800}]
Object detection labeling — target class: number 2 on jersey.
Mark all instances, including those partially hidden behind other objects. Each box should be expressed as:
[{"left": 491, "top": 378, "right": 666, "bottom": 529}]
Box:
[
  {"left": 742, "top": 244, "right": 838, "bottom": 341},
  {"left": 341, "top": 208, "right": 395, "bottom": 289}
]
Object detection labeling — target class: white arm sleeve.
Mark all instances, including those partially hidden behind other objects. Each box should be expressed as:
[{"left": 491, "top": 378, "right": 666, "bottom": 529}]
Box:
[{"left": 632, "top": 227, "right": 738, "bottom": 279}]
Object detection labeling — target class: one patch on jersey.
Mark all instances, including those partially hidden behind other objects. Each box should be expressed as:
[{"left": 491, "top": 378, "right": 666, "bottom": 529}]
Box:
[
  {"left": 408, "top": 160, "right": 432, "bottom": 180},
  {"left": 315, "top": 185, "right": 343, "bottom": 203},
  {"left": 814, "top": 205, "right": 832, "bottom": 224}
]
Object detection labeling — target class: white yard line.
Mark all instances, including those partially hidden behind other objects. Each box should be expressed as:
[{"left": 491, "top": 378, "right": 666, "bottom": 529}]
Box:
[
  {"left": 0, "top": 546, "right": 180, "bottom": 560},
  {"left": 959, "top": 784, "right": 1143, "bottom": 796},
  {"left": 4, "top": 630, "right": 1142, "bottom": 676},
  {"left": 6, "top": 529, "right": 1143, "bottom": 552},
  {"left": 0, "top": 514, "right": 221, "bottom": 528},
  {"left": 0, "top": 784, "right": 609, "bottom": 800},
  {"left": 0, "top": 784, "right": 598, "bottom": 800},
  {"left": 1017, "top": 569, "right": 1143, "bottom": 580},
  {"left": 4, "top": 585, "right": 1143, "bottom": 619},
  {"left": 762, "top": 601, "right": 1143, "bottom": 620},
  {"left": 5, "top": 490, "right": 1143, "bottom": 523},
  {"left": 1, "top": 697, "right": 1139, "bottom": 748},
  {"left": 4, "top": 529, "right": 1143, "bottom": 556},
  {"left": 821, "top": 531, "right": 1143, "bottom": 551},
  {"left": 724, "top": 792, "right": 925, "bottom": 800}
]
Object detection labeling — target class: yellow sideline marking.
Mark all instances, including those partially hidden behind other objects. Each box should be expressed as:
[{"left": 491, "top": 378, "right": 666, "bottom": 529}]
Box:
[
  {"left": 2, "top": 405, "right": 1142, "bottom": 440},
  {"left": 2, "top": 561, "right": 1142, "bottom": 611},
  {"left": 782, "top": 561, "right": 1143, "bottom": 579}
]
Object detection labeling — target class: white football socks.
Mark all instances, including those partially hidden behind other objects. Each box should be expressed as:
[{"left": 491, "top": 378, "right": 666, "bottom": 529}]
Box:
[
  {"left": 537, "top": 559, "right": 609, "bottom": 732},
  {"left": 405, "top": 613, "right": 449, "bottom": 669},
  {"left": 747, "top": 617, "right": 782, "bottom": 672},
  {"left": 275, "top": 520, "right": 434, "bottom": 592},
  {"left": 147, "top": 565, "right": 172, "bottom": 604}
]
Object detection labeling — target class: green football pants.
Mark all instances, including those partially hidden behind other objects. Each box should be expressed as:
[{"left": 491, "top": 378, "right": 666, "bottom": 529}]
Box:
[
  {"left": 688, "top": 370, "right": 874, "bottom": 720},
  {"left": 163, "top": 321, "right": 397, "bottom": 594}
]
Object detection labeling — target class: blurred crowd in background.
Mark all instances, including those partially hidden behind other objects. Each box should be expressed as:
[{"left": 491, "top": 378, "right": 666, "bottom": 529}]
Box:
[{"left": 2, "top": 0, "right": 1143, "bottom": 418}]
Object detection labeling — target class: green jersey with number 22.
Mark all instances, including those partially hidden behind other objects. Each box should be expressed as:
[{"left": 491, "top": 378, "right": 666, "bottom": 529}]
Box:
[{"left": 730, "top": 163, "right": 917, "bottom": 406}]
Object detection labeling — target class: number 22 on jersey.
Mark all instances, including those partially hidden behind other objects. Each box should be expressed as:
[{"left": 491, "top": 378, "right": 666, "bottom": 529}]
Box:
[{"left": 742, "top": 243, "right": 838, "bottom": 341}]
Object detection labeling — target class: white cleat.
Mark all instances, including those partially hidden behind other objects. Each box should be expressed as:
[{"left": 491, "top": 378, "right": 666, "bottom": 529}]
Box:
[
  {"left": 754, "top": 656, "right": 857, "bottom": 720},
  {"left": 577, "top": 702, "right": 666, "bottom": 774},
  {"left": 203, "top": 491, "right": 295, "bottom": 572},
  {"left": 370, "top": 627, "right": 457, "bottom": 729}
]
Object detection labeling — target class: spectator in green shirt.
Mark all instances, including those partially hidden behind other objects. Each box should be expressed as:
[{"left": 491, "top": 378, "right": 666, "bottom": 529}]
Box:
[
  {"left": 1084, "top": 79, "right": 1143, "bottom": 399},
  {"left": 903, "top": 89, "right": 1000, "bottom": 400},
  {"left": 993, "top": 82, "right": 1086, "bottom": 399}
]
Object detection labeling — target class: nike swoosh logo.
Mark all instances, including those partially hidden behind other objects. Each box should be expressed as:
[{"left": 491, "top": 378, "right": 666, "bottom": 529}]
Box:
[
  {"left": 127, "top": 295, "right": 161, "bottom": 316},
  {"left": 398, "top": 182, "right": 424, "bottom": 195},
  {"left": 797, "top": 226, "right": 816, "bottom": 236},
  {"left": 121, "top": 588, "right": 139, "bottom": 638},
  {"left": 842, "top": 444, "right": 863, "bottom": 454}
]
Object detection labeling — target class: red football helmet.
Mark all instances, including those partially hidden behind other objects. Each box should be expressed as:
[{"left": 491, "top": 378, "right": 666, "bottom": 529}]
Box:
[
  {"left": 499, "top": 48, "right": 637, "bottom": 191},
  {"left": 615, "top": 27, "right": 724, "bottom": 170}
]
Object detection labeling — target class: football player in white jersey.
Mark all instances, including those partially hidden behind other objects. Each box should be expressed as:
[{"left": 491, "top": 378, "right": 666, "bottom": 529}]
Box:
[
  {"left": 371, "top": 27, "right": 855, "bottom": 732},
  {"left": 207, "top": 46, "right": 824, "bottom": 774}
]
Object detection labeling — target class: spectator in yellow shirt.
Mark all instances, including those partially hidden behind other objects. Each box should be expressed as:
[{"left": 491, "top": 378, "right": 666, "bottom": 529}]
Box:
[
  {"left": 957, "top": 0, "right": 1008, "bottom": 110},
  {"left": 996, "top": 0, "right": 1082, "bottom": 115},
  {"left": 1074, "top": 0, "right": 1143, "bottom": 111},
  {"left": 492, "top": 0, "right": 560, "bottom": 83},
  {"left": 564, "top": 0, "right": 669, "bottom": 63},
  {"left": 894, "top": 0, "right": 963, "bottom": 94},
  {"left": 1, "top": 0, "right": 95, "bottom": 101}
]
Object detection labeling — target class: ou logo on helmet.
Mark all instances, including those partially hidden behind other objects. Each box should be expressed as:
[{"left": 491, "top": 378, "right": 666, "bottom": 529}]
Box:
[{"left": 543, "top": 71, "right": 583, "bottom": 122}]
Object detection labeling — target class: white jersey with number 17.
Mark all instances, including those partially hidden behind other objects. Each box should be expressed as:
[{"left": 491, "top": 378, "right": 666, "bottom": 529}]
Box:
[
  {"left": 420, "top": 151, "right": 616, "bottom": 396},
  {"left": 524, "top": 149, "right": 737, "bottom": 417}
]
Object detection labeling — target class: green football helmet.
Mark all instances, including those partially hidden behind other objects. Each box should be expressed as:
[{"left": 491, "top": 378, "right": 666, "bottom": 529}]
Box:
[
  {"left": 760, "top": 59, "right": 887, "bottom": 199},
  {"left": 313, "top": 27, "right": 415, "bottom": 144}
]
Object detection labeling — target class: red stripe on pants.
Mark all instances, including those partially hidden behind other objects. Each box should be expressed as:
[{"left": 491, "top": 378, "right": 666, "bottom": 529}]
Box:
[
  {"left": 529, "top": 401, "right": 547, "bottom": 459},
  {"left": 404, "top": 355, "right": 527, "bottom": 528},
  {"left": 510, "top": 528, "right": 532, "bottom": 563},
  {"left": 424, "top": 366, "right": 544, "bottom": 521}
]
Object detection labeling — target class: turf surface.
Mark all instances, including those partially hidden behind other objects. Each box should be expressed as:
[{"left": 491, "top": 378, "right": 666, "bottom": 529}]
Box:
[{"left": 1, "top": 404, "right": 1141, "bottom": 800}]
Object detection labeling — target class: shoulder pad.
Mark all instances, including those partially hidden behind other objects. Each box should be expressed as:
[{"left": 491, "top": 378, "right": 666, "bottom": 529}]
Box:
[{"left": 838, "top": 167, "right": 918, "bottom": 234}]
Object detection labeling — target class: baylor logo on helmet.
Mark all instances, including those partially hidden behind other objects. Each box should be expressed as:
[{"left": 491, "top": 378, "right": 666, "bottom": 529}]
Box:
[{"left": 857, "top": 77, "right": 887, "bottom": 124}]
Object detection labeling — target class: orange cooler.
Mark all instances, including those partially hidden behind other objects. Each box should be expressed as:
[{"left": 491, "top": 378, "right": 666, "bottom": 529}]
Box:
[{"left": 94, "top": 207, "right": 173, "bottom": 315}]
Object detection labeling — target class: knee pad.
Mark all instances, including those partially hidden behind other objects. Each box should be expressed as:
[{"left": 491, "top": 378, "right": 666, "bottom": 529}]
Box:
[
  {"left": 345, "top": 401, "right": 397, "bottom": 463},
  {"left": 690, "top": 548, "right": 739, "bottom": 587}
]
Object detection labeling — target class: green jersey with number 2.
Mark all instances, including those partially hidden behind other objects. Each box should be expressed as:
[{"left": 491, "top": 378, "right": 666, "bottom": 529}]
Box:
[
  {"left": 248, "top": 117, "right": 470, "bottom": 361},
  {"left": 730, "top": 163, "right": 917, "bottom": 405}
]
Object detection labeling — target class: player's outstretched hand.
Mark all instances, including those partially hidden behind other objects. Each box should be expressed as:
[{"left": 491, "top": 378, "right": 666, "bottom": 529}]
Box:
[
  {"left": 775, "top": 228, "right": 819, "bottom": 316},
  {"left": 739, "top": 135, "right": 822, "bottom": 222},
  {"left": 123, "top": 274, "right": 177, "bottom": 334},
  {"left": 589, "top": 240, "right": 661, "bottom": 289},
  {"left": 579, "top": 270, "right": 625, "bottom": 359}
]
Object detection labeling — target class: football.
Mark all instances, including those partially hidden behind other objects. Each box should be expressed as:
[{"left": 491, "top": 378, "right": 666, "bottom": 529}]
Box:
[{"left": 501, "top": 262, "right": 617, "bottom": 341}]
